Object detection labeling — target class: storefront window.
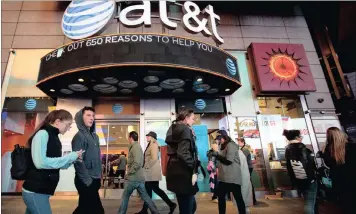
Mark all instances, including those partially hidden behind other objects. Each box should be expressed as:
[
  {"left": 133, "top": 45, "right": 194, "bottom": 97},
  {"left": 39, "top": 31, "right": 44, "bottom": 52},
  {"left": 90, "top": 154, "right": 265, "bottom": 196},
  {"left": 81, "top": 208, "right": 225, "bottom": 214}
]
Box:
[
  {"left": 257, "top": 96, "right": 313, "bottom": 190},
  {"left": 234, "top": 117, "right": 269, "bottom": 191}
]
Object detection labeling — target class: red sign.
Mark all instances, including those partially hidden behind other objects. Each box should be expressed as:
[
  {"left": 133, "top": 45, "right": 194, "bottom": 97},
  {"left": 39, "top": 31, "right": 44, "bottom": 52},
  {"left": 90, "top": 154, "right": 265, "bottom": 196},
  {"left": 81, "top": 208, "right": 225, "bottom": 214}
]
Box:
[{"left": 248, "top": 43, "right": 316, "bottom": 94}]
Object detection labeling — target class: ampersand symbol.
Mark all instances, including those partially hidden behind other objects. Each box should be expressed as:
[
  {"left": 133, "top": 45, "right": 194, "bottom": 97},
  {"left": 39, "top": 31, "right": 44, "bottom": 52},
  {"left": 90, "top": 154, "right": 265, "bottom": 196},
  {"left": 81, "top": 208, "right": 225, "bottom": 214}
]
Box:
[{"left": 182, "top": 1, "right": 212, "bottom": 36}]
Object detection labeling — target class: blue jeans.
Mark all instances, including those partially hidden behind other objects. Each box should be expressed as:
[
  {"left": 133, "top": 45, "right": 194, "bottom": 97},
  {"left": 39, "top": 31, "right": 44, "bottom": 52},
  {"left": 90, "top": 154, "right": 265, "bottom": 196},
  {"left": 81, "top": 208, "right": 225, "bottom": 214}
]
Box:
[
  {"left": 301, "top": 181, "right": 318, "bottom": 214},
  {"left": 22, "top": 190, "right": 52, "bottom": 214},
  {"left": 118, "top": 180, "right": 159, "bottom": 214},
  {"left": 176, "top": 195, "right": 196, "bottom": 214}
]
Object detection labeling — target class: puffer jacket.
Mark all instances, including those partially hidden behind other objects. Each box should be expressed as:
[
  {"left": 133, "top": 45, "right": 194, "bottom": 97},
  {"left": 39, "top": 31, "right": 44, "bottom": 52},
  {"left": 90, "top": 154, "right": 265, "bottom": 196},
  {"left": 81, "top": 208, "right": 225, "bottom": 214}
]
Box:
[{"left": 285, "top": 141, "right": 317, "bottom": 190}]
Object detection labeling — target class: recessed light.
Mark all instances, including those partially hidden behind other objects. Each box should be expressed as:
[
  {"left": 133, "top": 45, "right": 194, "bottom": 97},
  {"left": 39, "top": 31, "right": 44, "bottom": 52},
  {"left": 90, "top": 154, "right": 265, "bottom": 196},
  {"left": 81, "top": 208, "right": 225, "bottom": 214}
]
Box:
[
  {"left": 112, "top": 127, "right": 115, "bottom": 129},
  {"left": 78, "top": 78, "right": 84, "bottom": 82},
  {"left": 119, "top": 137, "right": 122, "bottom": 139},
  {"left": 225, "top": 88, "right": 230, "bottom": 92},
  {"left": 50, "top": 89, "right": 55, "bottom": 92},
  {"left": 197, "top": 78, "right": 203, "bottom": 82}
]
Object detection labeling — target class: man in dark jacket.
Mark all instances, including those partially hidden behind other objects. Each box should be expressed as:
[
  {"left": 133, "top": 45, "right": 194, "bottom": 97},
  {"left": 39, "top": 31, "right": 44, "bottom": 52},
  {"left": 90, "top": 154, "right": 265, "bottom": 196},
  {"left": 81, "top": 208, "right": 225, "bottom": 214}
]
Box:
[{"left": 72, "top": 107, "right": 104, "bottom": 214}]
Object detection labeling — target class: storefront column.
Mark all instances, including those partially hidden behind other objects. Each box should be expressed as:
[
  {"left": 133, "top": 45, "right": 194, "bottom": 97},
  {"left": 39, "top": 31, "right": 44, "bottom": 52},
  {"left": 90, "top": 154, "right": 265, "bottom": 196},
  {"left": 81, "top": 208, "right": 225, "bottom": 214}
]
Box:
[{"left": 55, "top": 98, "right": 92, "bottom": 193}]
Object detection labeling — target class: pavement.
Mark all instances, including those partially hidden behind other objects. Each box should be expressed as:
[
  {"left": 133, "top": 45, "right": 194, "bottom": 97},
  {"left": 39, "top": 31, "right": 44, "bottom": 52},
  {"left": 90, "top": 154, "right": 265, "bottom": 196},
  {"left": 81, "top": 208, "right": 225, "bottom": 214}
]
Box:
[{"left": 1, "top": 195, "right": 340, "bottom": 214}]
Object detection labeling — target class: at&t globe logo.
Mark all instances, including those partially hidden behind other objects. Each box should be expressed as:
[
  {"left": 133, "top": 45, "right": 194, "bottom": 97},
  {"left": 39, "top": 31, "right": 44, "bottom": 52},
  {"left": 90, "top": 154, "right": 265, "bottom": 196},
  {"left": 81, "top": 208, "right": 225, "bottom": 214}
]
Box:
[
  {"left": 226, "top": 58, "right": 237, "bottom": 76},
  {"left": 62, "top": 0, "right": 115, "bottom": 40},
  {"left": 112, "top": 104, "right": 123, "bottom": 114},
  {"left": 25, "top": 99, "right": 37, "bottom": 110},
  {"left": 195, "top": 99, "right": 206, "bottom": 110}
]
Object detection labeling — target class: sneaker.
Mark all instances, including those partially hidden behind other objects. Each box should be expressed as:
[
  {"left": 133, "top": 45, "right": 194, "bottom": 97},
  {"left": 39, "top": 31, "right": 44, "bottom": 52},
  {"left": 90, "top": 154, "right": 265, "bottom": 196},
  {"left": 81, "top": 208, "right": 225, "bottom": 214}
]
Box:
[{"left": 169, "top": 203, "right": 177, "bottom": 214}]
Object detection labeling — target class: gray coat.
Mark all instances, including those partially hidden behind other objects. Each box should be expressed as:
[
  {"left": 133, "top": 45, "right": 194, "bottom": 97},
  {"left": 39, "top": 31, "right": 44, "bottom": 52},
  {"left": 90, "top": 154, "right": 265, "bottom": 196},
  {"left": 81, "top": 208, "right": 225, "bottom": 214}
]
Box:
[
  {"left": 143, "top": 141, "right": 162, "bottom": 181},
  {"left": 127, "top": 141, "right": 145, "bottom": 181},
  {"left": 72, "top": 108, "right": 102, "bottom": 187},
  {"left": 118, "top": 155, "right": 127, "bottom": 171},
  {"left": 217, "top": 142, "right": 242, "bottom": 185}
]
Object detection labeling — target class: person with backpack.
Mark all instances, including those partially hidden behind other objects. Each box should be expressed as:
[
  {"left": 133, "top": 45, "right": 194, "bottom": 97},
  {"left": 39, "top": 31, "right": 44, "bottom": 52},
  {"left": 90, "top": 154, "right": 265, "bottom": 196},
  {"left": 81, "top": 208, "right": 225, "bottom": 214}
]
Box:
[
  {"left": 321, "top": 127, "right": 356, "bottom": 214},
  {"left": 284, "top": 129, "right": 318, "bottom": 214},
  {"left": 22, "top": 110, "right": 84, "bottom": 214}
]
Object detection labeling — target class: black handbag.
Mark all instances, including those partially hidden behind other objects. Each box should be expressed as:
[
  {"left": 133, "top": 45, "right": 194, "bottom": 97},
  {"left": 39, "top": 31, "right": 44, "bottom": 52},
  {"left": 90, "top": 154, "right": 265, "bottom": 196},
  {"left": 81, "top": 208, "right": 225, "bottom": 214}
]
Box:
[{"left": 10, "top": 144, "right": 31, "bottom": 180}]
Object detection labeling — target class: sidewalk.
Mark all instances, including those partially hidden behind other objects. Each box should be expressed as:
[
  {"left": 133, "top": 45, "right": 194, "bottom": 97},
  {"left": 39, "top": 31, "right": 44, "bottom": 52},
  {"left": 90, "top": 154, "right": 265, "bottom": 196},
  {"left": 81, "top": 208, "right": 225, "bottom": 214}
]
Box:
[{"left": 1, "top": 195, "right": 339, "bottom": 214}]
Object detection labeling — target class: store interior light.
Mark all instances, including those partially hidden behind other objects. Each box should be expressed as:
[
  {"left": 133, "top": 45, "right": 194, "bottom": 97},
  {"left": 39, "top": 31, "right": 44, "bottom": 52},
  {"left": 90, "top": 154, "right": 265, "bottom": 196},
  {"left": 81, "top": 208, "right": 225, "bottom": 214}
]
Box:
[
  {"left": 225, "top": 88, "right": 230, "bottom": 92},
  {"left": 50, "top": 89, "right": 55, "bottom": 92},
  {"left": 78, "top": 78, "right": 84, "bottom": 82},
  {"left": 197, "top": 78, "right": 203, "bottom": 82},
  {"left": 112, "top": 126, "right": 115, "bottom": 128}
]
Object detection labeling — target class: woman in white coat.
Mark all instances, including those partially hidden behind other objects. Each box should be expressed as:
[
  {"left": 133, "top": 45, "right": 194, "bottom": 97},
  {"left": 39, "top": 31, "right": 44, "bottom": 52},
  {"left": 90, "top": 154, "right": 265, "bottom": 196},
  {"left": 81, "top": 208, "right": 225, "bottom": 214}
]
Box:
[{"left": 136, "top": 132, "right": 177, "bottom": 214}]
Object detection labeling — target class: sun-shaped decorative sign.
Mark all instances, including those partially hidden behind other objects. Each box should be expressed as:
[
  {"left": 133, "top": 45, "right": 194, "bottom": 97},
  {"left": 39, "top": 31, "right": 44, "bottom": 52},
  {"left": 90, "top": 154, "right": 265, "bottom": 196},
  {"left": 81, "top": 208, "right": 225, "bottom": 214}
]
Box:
[
  {"left": 262, "top": 48, "right": 308, "bottom": 87},
  {"left": 248, "top": 43, "right": 316, "bottom": 93}
]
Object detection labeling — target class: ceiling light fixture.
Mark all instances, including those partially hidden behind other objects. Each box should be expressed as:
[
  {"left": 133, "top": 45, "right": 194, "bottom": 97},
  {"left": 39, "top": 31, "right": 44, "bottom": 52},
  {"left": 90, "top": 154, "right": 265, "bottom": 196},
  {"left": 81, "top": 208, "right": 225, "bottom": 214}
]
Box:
[
  {"left": 50, "top": 89, "right": 55, "bottom": 92},
  {"left": 225, "top": 88, "right": 230, "bottom": 92},
  {"left": 197, "top": 78, "right": 203, "bottom": 82},
  {"left": 78, "top": 78, "right": 84, "bottom": 82}
]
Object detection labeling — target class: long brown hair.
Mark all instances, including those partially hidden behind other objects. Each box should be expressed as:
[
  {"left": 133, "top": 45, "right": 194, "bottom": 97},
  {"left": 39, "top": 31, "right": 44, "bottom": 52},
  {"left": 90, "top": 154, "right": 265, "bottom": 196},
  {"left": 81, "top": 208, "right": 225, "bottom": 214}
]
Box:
[
  {"left": 326, "top": 127, "right": 348, "bottom": 164},
  {"left": 26, "top": 110, "right": 72, "bottom": 147},
  {"left": 176, "top": 108, "right": 194, "bottom": 122}
]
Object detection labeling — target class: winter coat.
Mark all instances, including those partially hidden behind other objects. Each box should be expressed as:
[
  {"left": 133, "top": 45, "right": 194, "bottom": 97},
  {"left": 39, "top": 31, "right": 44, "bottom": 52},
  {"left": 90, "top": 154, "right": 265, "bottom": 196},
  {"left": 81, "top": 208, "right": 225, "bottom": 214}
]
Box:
[
  {"left": 217, "top": 141, "right": 242, "bottom": 185},
  {"left": 165, "top": 122, "right": 199, "bottom": 196},
  {"left": 233, "top": 150, "right": 253, "bottom": 207},
  {"left": 285, "top": 141, "right": 316, "bottom": 190},
  {"left": 143, "top": 141, "right": 162, "bottom": 182}
]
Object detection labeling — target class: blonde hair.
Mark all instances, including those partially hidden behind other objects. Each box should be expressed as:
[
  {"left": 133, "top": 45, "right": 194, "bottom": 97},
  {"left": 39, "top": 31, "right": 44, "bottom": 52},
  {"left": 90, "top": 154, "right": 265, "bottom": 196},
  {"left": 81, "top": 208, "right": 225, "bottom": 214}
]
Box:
[{"left": 326, "top": 127, "right": 348, "bottom": 164}]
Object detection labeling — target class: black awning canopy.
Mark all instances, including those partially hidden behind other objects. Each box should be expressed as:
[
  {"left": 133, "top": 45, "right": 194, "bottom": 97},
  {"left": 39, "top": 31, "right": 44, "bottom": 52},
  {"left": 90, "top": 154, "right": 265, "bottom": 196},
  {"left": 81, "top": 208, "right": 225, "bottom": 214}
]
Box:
[{"left": 37, "top": 34, "right": 241, "bottom": 98}]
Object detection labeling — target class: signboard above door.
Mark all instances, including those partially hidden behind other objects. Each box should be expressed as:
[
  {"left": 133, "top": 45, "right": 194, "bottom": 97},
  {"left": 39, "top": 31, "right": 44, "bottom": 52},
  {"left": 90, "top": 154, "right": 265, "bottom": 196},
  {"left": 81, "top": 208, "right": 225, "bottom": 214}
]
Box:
[{"left": 62, "top": 0, "right": 224, "bottom": 44}]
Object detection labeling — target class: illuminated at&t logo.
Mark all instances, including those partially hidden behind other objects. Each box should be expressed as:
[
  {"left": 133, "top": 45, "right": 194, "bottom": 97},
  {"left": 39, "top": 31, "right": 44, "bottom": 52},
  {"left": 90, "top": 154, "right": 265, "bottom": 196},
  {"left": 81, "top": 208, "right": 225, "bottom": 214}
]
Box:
[
  {"left": 195, "top": 99, "right": 206, "bottom": 110},
  {"left": 226, "top": 58, "right": 237, "bottom": 76},
  {"left": 25, "top": 99, "right": 37, "bottom": 110},
  {"left": 62, "top": 0, "right": 115, "bottom": 40},
  {"left": 112, "top": 104, "right": 123, "bottom": 114}
]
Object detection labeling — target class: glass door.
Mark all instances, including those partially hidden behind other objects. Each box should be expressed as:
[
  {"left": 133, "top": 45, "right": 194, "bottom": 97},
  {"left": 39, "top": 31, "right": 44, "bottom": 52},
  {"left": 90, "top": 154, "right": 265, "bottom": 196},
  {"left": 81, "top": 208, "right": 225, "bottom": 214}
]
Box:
[
  {"left": 256, "top": 97, "right": 314, "bottom": 192},
  {"left": 96, "top": 121, "right": 140, "bottom": 199}
]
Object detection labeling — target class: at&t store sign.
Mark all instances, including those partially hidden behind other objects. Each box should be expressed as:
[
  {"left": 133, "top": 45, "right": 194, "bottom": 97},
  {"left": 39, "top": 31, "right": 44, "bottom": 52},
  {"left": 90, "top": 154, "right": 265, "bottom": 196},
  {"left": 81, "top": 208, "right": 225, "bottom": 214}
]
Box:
[{"left": 62, "top": 0, "right": 224, "bottom": 44}]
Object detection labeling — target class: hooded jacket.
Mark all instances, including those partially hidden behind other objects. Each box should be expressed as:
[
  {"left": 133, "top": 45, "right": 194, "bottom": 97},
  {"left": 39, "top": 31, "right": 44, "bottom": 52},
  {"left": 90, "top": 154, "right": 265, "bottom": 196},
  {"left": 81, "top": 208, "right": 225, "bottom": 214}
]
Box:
[
  {"left": 72, "top": 108, "right": 102, "bottom": 186},
  {"left": 165, "top": 122, "right": 199, "bottom": 195},
  {"left": 285, "top": 141, "right": 316, "bottom": 190}
]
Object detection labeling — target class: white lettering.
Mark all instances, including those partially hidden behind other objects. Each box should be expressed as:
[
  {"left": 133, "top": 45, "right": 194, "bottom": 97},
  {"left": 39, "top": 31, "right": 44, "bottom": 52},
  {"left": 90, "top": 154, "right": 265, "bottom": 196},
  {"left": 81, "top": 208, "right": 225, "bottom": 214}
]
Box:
[
  {"left": 162, "top": 36, "right": 169, "bottom": 43},
  {"left": 105, "top": 36, "right": 112, "bottom": 44},
  {"left": 202, "top": 5, "right": 224, "bottom": 44},
  {"left": 112, "top": 35, "right": 118, "bottom": 43},
  {"left": 156, "top": 35, "right": 162, "bottom": 43},
  {"left": 172, "top": 37, "right": 179, "bottom": 45},
  {"left": 119, "top": 1, "right": 151, "bottom": 27},
  {"left": 182, "top": 1, "right": 211, "bottom": 36},
  {"left": 159, "top": 0, "right": 177, "bottom": 29},
  {"left": 131, "top": 35, "right": 139, "bottom": 42}
]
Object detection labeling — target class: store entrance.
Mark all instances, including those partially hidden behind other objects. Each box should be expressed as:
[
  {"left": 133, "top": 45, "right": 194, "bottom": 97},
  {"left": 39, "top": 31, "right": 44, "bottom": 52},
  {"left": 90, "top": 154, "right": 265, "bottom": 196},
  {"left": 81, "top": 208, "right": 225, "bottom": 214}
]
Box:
[{"left": 95, "top": 121, "right": 140, "bottom": 199}]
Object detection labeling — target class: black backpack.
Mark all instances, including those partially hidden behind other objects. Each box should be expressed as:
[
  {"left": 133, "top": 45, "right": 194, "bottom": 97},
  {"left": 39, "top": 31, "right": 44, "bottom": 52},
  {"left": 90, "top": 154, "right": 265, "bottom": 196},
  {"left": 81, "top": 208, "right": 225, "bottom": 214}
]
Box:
[{"left": 11, "top": 144, "right": 31, "bottom": 180}]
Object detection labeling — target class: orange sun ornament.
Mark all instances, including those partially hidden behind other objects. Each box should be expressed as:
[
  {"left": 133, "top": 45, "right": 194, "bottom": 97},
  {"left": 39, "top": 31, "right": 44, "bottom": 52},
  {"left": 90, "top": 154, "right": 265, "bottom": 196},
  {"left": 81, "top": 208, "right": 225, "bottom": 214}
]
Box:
[{"left": 261, "top": 48, "right": 308, "bottom": 87}]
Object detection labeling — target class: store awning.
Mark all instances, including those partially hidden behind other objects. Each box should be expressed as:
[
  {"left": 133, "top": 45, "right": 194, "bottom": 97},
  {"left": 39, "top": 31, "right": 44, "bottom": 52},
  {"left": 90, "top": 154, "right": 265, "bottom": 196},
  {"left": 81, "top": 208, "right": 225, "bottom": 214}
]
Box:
[{"left": 36, "top": 34, "right": 241, "bottom": 98}]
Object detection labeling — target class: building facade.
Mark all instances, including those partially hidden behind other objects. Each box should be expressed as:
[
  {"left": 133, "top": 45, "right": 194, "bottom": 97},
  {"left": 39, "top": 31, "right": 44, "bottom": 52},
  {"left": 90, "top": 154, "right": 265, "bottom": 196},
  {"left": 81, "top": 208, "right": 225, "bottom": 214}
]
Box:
[{"left": 1, "top": 1, "right": 341, "bottom": 198}]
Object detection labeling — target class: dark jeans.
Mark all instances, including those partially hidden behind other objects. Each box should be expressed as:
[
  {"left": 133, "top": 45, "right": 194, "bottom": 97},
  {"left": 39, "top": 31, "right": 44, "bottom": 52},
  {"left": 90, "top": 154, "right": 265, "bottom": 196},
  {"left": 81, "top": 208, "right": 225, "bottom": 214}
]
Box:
[
  {"left": 73, "top": 177, "right": 104, "bottom": 214},
  {"left": 140, "top": 181, "right": 174, "bottom": 212},
  {"left": 217, "top": 182, "right": 246, "bottom": 214},
  {"left": 117, "top": 170, "right": 125, "bottom": 188},
  {"left": 176, "top": 195, "right": 196, "bottom": 214},
  {"left": 301, "top": 181, "right": 318, "bottom": 214},
  {"left": 249, "top": 168, "right": 257, "bottom": 203},
  {"left": 118, "top": 180, "right": 159, "bottom": 214}
]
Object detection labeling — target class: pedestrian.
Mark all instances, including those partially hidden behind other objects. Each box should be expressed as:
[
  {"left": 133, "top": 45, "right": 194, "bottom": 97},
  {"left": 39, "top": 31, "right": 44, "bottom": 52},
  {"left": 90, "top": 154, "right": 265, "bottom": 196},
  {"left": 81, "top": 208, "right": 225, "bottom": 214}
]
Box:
[
  {"left": 321, "top": 127, "right": 356, "bottom": 214},
  {"left": 136, "top": 131, "right": 177, "bottom": 214},
  {"left": 207, "top": 140, "right": 219, "bottom": 203},
  {"left": 209, "top": 134, "right": 246, "bottom": 214},
  {"left": 284, "top": 129, "right": 318, "bottom": 214},
  {"left": 117, "top": 151, "right": 127, "bottom": 188},
  {"left": 165, "top": 109, "right": 199, "bottom": 214},
  {"left": 22, "top": 110, "right": 84, "bottom": 214},
  {"left": 238, "top": 138, "right": 257, "bottom": 205},
  {"left": 118, "top": 131, "right": 159, "bottom": 214},
  {"left": 72, "top": 107, "right": 104, "bottom": 214}
]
